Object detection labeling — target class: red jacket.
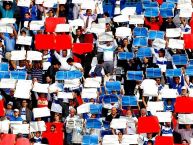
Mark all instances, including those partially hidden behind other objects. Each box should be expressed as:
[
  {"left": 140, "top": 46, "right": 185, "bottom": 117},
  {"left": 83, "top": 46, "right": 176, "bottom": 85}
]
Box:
[{"left": 145, "top": 15, "right": 163, "bottom": 30}]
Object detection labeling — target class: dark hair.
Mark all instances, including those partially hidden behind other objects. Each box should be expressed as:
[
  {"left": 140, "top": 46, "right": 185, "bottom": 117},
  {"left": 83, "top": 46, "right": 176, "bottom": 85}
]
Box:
[
  {"left": 103, "top": 12, "right": 109, "bottom": 17},
  {"left": 67, "top": 58, "right": 74, "bottom": 63},
  {"left": 181, "top": 139, "right": 189, "bottom": 143},
  {"left": 147, "top": 140, "right": 154, "bottom": 144},
  {"left": 98, "top": 60, "right": 104, "bottom": 64},
  {"left": 158, "top": 48, "right": 165, "bottom": 56}
]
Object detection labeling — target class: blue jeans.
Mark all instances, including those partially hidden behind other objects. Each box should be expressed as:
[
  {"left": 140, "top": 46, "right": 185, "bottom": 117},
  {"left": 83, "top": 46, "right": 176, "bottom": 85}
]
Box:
[{"left": 66, "top": 132, "right": 73, "bottom": 145}]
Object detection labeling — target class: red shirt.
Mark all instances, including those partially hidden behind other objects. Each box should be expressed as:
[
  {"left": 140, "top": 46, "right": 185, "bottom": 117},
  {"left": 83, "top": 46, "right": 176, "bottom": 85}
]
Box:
[
  {"left": 76, "top": 96, "right": 83, "bottom": 106},
  {"left": 37, "top": 97, "right": 48, "bottom": 108}
]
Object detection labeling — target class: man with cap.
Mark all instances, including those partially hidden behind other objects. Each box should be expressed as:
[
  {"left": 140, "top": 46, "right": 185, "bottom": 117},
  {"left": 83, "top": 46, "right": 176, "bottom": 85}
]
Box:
[
  {"left": 5, "top": 101, "right": 14, "bottom": 119},
  {"left": 180, "top": 86, "right": 189, "bottom": 97},
  {"left": 9, "top": 109, "right": 23, "bottom": 121}
]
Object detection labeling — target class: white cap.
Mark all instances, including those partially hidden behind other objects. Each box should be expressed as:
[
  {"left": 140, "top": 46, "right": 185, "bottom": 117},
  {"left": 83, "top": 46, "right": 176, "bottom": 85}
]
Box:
[
  {"left": 14, "top": 109, "right": 19, "bottom": 112},
  {"left": 181, "top": 86, "right": 187, "bottom": 90}
]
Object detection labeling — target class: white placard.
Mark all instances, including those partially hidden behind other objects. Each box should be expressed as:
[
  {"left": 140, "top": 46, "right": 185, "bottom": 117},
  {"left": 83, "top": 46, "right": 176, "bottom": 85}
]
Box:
[
  {"left": 179, "top": 5, "right": 193, "bottom": 17},
  {"left": 48, "top": 83, "right": 63, "bottom": 93},
  {"left": 72, "top": 0, "right": 83, "bottom": 4},
  {"left": 129, "top": 15, "right": 144, "bottom": 24},
  {"left": 30, "top": 121, "right": 46, "bottom": 132},
  {"left": 0, "top": 79, "right": 17, "bottom": 89},
  {"left": 121, "top": 7, "right": 136, "bottom": 16},
  {"left": 16, "top": 36, "right": 32, "bottom": 46},
  {"left": 113, "top": 14, "right": 129, "bottom": 23},
  {"left": 98, "top": 17, "right": 111, "bottom": 24},
  {"left": 33, "top": 107, "right": 50, "bottom": 118},
  {"left": 58, "top": 92, "right": 74, "bottom": 99},
  {"left": 155, "top": 112, "right": 172, "bottom": 122},
  {"left": 0, "top": 120, "right": 10, "bottom": 133},
  {"left": 11, "top": 50, "right": 26, "bottom": 60},
  {"left": 147, "top": 101, "right": 164, "bottom": 114},
  {"left": 81, "top": 0, "right": 95, "bottom": 10},
  {"left": 81, "top": 88, "right": 97, "bottom": 99},
  {"left": 14, "top": 86, "right": 31, "bottom": 99},
  {"left": 33, "top": 82, "right": 49, "bottom": 93},
  {"left": 69, "top": 19, "right": 85, "bottom": 27},
  {"left": 55, "top": 24, "right": 70, "bottom": 32},
  {"left": 0, "top": 24, "right": 13, "bottom": 33},
  {"left": 58, "top": 0, "right": 67, "bottom": 4},
  {"left": 43, "top": 0, "right": 57, "bottom": 7},
  {"left": 103, "top": 135, "right": 119, "bottom": 144},
  {"left": 178, "top": 114, "right": 193, "bottom": 124},
  {"left": 122, "top": 135, "right": 139, "bottom": 144},
  {"left": 141, "top": 79, "right": 158, "bottom": 96},
  {"left": 27, "top": 51, "right": 42, "bottom": 61},
  {"left": 116, "top": 27, "right": 131, "bottom": 37},
  {"left": 177, "top": 0, "right": 191, "bottom": 9},
  {"left": 98, "top": 32, "right": 114, "bottom": 42},
  {"left": 84, "top": 77, "right": 101, "bottom": 88},
  {"left": 166, "top": 28, "right": 181, "bottom": 38},
  {"left": 51, "top": 102, "right": 62, "bottom": 113},
  {"left": 64, "top": 79, "right": 81, "bottom": 88},
  {"left": 110, "top": 118, "right": 127, "bottom": 129},
  {"left": 35, "top": 0, "right": 43, "bottom": 4},
  {"left": 0, "top": 18, "right": 16, "bottom": 24},
  {"left": 30, "top": 20, "right": 45, "bottom": 31},
  {"left": 77, "top": 103, "right": 91, "bottom": 114},
  {"left": 160, "top": 89, "right": 178, "bottom": 98},
  {"left": 17, "top": 0, "right": 31, "bottom": 7},
  {"left": 43, "top": 62, "right": 51, "bottom": 71},
  {"left": 168, "top": 39, "right": 184, "bottom": 49},
  {"left": 152, "top": 38, "right": 166, "bottom": 48},
  {"left": 12, "top": 124, "right": 30, "bottom": 134}
]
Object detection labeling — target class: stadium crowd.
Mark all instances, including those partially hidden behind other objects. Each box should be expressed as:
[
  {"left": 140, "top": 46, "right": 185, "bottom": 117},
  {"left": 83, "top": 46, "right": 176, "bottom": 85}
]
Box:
[{"left": 0, "top": 0, "right": 193, "bottom": 145}]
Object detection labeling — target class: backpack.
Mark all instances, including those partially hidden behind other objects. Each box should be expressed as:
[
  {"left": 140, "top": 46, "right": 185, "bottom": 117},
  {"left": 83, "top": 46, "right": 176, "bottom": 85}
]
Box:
[{"left": 93, "top": 65, "right": 103, "bottom": 76}]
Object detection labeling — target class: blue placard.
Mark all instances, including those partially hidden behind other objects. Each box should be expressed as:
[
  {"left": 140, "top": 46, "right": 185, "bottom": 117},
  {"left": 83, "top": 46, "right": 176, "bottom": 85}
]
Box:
[
  {"left": 146, "top": 68, "right": 162, "bottom": 78},
  {"left": 189, "top": 59, "right": 193, "bottom": 66},
  {"left": 118, "top": 52, "right": 133, "bottom": 60},
  {"left": 122, "top": 96, "right": 137, "bottom": 106},
  {"left": 0, "top": 71, "right": 10, "bottom": 79},
  {"left": 0, "top": 63, "right": 9, "bottom": 71},
  {"left": 86, "top": 119, "right": 102, "bottom": 129},
  {"left": 10, "top": 71, "right": 27, "bottom": 80},
  {"left": 144, "top": 7, "right": 159, "bottom": 17},
  {"left": 148, "top": 31, "right": 165, "bottom": 40},
  {"left": 166, "top": 68, "right": 181, "bottom": 77},
  {"left": 105, "top": 81, "right": 121, "bottom": 92},
  {"left": 160, "top": 2, "right": 175, "bottom": 9},
  {"left": 133, "top": 37, "right": 148, "bottom": 47},
  {"left": 133, "top": 27, "right": 148, "bottom": 37},
  {"left": 186, "top": 66, "right": 193, "bottom": 76},
  {"left": 166, "top": 0, "right": 178, "bottom": 3},
  {"left": 82, "top": 135, "right": 98, "bottom": 145},
  {"left": 137, "top": 47, "right": 152, "bottom": 58},
  {"left": 160, "top": 8, "right": 174, "bottom": 18},
  {"left": 127, "top": 71, "right": 143, "bottom": 80},
  {"left": 90, "top": 104, "right": 102, "bottom": 114},
  {"left": 103, "top": 94, "right": 118, "bottom": 103},
  {"left": 172, "top": 54, "right": 188, "bottom": 65},
  {"left": 55, "top": 70, "right": 82, "bottom": 80},
  {"left": 143, "top": 1, "right": 158, "bottom": 9}
]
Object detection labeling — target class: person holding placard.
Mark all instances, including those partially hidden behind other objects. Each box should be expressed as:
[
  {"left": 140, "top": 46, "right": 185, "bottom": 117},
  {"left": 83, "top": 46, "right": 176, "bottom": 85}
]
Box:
[
  {"left": 0, "top": 0, "right": 18, "bottom": 18},
  {"left": 145, "top": 15, "right": 163, "bottom": 30}
]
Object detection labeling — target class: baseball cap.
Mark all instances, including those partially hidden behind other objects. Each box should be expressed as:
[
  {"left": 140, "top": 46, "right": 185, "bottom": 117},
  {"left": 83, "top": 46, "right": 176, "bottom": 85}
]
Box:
[
  {"left": 14, "top": 109, "right": 19, "bottom": 112},
  {"left": 7, "top": 101, "right": 13, "bottom": 106},
  {"left": 181, "top": 86, "right": 187, "bottom": 90}
]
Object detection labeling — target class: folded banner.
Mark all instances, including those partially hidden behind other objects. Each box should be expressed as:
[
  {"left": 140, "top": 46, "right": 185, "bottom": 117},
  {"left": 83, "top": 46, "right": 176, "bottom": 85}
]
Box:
[
  {"left": 137, "top": 47, "right": 152, "bottom": 58},
  {"left": 103, "top": 95, "right": 119, "bottom": 104},
  {"left": 138, "top": 116, "right": 160, "bottom": 133},
  {"left": 160, "top": 8, "right": 174, "bottom": 18},
  {"left": 55, "top": 35, "right": 72, "bottom": 50},
  {"left": 16, "top": 36, "right": 32, "bottom": 46},
  {"left": 0, "top": 63, "right": 9, "bottom": 71},
  {"left": 90, "top": 104, "right": 102, "bottom": 114},
  {"left": 160, "top": 88, "right": 178, "bottom": 98},
  {"left": 175, "top": 97, "right": 193, "bottom": 113},
  {"left": 105, "top": 81, "right": 121, "bottom": 92},
  {"left": 148, "top": 30, "right": 165, "bottom": 40},
  {"left": 82, "top": 135, "right": 98, "bottom": 145},
  {"left": 55, "top": 70, "right": 82, "bottom": 80},
  {"left": 178, "top": 114, "right": 193, "bottom": 124},
  {"left": 168, "top": 39, "right": 184, "bottom": 49},
  {"left": 127, "top": 71, "right": 143, "bottom": 80},
  {"left": 45, "top": 17, "right": 66, "bottom": 32},
  {"left": 72, "top": 43, "right": 93, "bottom": 55},
  {"left": 155, "top": 112, "right": 172, "bottom": 122},
  {"left": 35, "top": 34, "right": 55, "bottom": 50},
  {"left": 144, "top": 7, "right": 159, "bottom": 17},
  {"left": 118, "top": 52, "right": 133, "bottom": 60},
  {"left": 133, "top": 37, "right": 148, "bottom": 47},
  {"left": 10, "top": 71, "right": 27, "bottom": 80},
  {"left": 122, "top": 96, "right": 137, "bottom": 106},
  {"left": 146, "top": 68, "right": 162, "bottom": 78},
  {"left": 183, "top": 34, "right": 193, "bottom": 49},
  {"left": 154, "top": 136, "right": 174, "bottom": 145},
  {"left": 33, "top": 107, "right": 51, "bottom": 118},
  {"left": 116, "top": 27, "right": 131, "bottom": 37},
  {"left": 86, "top": 119, "right": 102, "bottom": 129},
  {"left": 166, "top": 68, "right": 181, "bottom": 77},
  {"left": 166, "top": 28, "right": 181, "bottom": 37},
  {"left": 26, "top": 51, "right": 42, "bottom": 61},
  {"left": 14, "top": 80, "right": 32, "bottom": 99},
  {"left": 186, "top": 66, "right": 193, "bottom": 76},
  {"left": 133, "top": 27, "right": 148, "bottom": 37},
  {"left": 172, "top": 54, "right": 188, "bottom": 65},
  {"left": 110, "top": 118, "right": 127, "bottom": 129},
  {"left": 11, "top": 50, "right": 26, "bottom": 60},
  {"left": 129, "top": 15, "right": 144, "bottom": 24}
]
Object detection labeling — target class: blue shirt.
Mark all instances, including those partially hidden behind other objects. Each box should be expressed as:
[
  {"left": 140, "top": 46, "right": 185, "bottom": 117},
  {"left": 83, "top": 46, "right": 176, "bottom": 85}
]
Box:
[
  {"left": 4, "top": 35, "right": 16, "bottom": 52},
  {"left": 10, "top": 116, "right": 23, "bottom": 121}
]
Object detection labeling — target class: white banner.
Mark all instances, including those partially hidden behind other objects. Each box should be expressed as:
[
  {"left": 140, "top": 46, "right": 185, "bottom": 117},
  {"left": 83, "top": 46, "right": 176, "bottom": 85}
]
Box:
[
  {"left": 141, "top": 79, "right": 158, "bottom": 96},
  {"left": 57, "top": 92, "right": 74, "bottom": 99},
  {"left": 116, "top": 27, "right": 131, "bottom": 37},
  {"left": 33, "top": 82, "right": 49, "bottom": 93},
  {"left": 16, "top": 36, "right": 32, "bottom": 46},
  {"left": 168, "top": 39, "right": 184, "bottom": 49},
  {"left": 51, "top": 102, "right": 62, "bottom": 113},
  {"left": 55, "top": 24, "right": 70, "bottom": 32},
  {"left": 81, "top": 0, "right": 95, "bottom": 10},
  {"left": 69, "top": 19, "right": 85, "bottom": 27},
  {"left": 27, "top": 51, "right": 42, "bottom": 61},
  {"left": 30, "top": 20, "right": 45, "bottom": 31},
  {"left": 178, "top": 114, "right": 193, "bottom": 124},
  {"left": 113, "top": 14, "right": 129, "bottom": 23},
  {"left": 17, "top": 0, "right": 31, "bottom": 7},
  {"left": 155, "top": 112, "right": 172, "bottom": 122},
  {"left": 84, "top": 77, "right": 101, "bottom": 88},
  {"left": 12, "top": 124, "right": 30, "bottom": 134},
  {"left": 99, "top": 32, "right": 114, "bottom": 42},
  {"left": 77, "top": 103, "right": 91, "bottom": 114},
  {"left": 14, "top": 80, "right": 32, "bottom": 99},
  {"left": 147, "top": 101, "right": 164, "bottom": 114},
  {"left": 0, "top": 18, "right": 16, "bottom": 24},
  {"left": 121, "top": 7, "right": 136, "bottom": 16},
  {"left": 166, "top": 28, "right": 181, "bottom": 38},
  {"left": 81, "top": 88, "right": 97, "bottom": 99},
  {"left": 0, "top": 120, "right": 10, "bottom": 133},
  {"left": 33, "top": 107, "right": 50, "bottom": 118},
  {"left": 0, "top": 24, "right": 13, "bottom": 34},
  {"left": 160, "top": 89, "right": 178, "bottom": 98},
  {"left": 129, "top": 15, "right": 144, "bottom": 24},
  {"left": 11, "top": 50, "right": 26, "bottom": 60},
  {"left": 110, "top": 118, "right": 127, "bottom": 129},
  {"left": 0, "top": 79, "right": 17, "bottom": 89},
  {"left": 152, "top": 38, "right": 166, "bottom": 48}
]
